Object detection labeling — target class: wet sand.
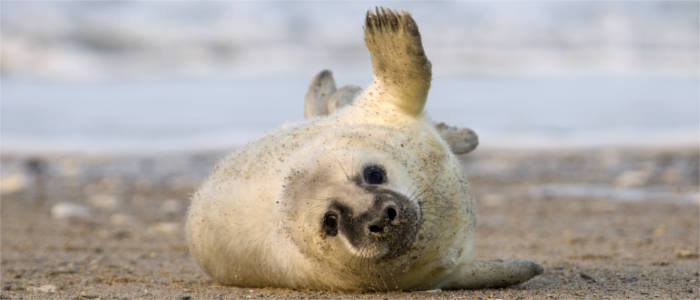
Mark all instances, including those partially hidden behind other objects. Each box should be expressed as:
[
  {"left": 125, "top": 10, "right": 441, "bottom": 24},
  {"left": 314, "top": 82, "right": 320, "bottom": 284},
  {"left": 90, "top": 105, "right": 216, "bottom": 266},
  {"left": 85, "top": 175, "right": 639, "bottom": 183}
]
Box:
[{"left": 2, "top": 146, "right": 698, "bottom": 299}]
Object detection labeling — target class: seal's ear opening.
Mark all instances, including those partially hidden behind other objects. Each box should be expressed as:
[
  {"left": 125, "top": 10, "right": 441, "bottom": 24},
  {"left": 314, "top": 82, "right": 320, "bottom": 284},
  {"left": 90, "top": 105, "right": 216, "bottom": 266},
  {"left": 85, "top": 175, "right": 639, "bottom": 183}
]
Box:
[{"left": 362, "top": 7, "right": 432, "bottom": 117}]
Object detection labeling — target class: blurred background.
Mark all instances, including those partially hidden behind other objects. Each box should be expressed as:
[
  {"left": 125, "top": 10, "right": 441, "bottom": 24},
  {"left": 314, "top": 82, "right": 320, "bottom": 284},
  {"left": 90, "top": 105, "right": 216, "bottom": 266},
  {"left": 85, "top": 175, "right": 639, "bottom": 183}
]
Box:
[{"left": 1, "top": 1, "right": 698, "bottom": 152}]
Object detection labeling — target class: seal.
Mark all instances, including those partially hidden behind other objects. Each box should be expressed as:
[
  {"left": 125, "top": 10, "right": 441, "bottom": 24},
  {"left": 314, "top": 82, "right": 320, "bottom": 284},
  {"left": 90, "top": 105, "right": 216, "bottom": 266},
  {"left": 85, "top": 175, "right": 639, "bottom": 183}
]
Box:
[{"left": 185, "top": 7, "right": 543, "bottom": 291}]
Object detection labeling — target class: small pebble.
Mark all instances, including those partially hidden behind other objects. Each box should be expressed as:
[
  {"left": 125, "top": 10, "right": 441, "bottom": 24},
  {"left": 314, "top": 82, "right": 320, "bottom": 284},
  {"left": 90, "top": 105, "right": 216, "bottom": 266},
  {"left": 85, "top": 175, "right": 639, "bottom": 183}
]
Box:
[
  {"left": 621, "top": 277, "right": 637, "bottom": 283},
  {"left": 110, "top": 213, "right": 135, "bottom": 226},
  {"left": 58, "top": 157, "right": 80, "bottom": 177},
  {"left": 113, "top": 230, "right": 131, "bottom": 240},
  {"left": 480, "top": 194, "right": 505, "bottom": 207},
  {"left": 675, "top": 249, "right": 699, "bottom": 259},
  {"left": 161, "top": 199, "right": 182, "bottom": 215},
  {"left": 580, "top": 272, "right": 597, "bottom": 283},
  {"left": 0, "top": 174, "right": 27, "bottom": 195},
  {"left": 148, "top": 222, "right": 180, "bottom": 235},
  {"left": 36, "top": 284, "right": 57, "bottom": 293},
  {"left": 51, "top": 202, "right": 91, "bottom": 219},
  {"left": 615, "top": 170, "right": 650, "bottom": 187},
  {"left": 89, "top": 194, "right": 120, "bottom": 210}
]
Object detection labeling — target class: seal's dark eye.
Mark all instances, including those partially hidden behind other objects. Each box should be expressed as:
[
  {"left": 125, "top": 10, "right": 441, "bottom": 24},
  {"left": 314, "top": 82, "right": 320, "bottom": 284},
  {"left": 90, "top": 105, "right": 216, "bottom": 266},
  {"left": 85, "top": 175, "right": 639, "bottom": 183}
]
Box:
[
  {"left": 322, "top": 211, "right": 338, "bottom": 236},
  {"left": 363, "top": 165, "right": 387, "bottom": 185}
]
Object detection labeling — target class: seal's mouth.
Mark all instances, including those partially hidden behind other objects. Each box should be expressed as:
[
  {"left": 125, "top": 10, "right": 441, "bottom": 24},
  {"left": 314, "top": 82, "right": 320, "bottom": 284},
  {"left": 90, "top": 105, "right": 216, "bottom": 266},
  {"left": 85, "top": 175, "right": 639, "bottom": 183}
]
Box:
[{"left": 342, "top": 241, "right": 390, "bottom": 260}]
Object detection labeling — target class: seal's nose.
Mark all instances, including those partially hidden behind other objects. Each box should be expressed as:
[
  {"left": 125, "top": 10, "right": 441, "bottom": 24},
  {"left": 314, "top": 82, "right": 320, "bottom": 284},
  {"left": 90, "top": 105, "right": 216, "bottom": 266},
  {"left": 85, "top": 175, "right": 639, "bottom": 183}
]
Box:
[
  {"left": 326, "top": 188, "right": 419, "bottom": 258},
  {"left": 366, "top": 201, "right": 399, "bottom": 236}
]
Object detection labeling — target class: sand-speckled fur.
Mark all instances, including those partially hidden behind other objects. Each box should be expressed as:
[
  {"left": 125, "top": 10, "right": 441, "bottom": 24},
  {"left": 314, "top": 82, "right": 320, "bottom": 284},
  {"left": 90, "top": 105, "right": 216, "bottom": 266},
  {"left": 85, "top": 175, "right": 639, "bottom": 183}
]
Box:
[{"left": 186, "top": 7, "right": 541, "bottom": 291}]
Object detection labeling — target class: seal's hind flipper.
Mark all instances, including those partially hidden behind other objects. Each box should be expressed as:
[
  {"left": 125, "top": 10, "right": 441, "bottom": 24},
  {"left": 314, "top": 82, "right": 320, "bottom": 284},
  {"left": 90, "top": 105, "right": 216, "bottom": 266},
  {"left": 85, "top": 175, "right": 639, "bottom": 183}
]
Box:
[
  {"left": 326, "top": 86, "right": 361, "bottom": 115},
  {"left": 364, "top": 7, "right": 431, "bottom": 116},
  {"left": 440, "top": 259, "right": 543, "bottom": 289},
  {"left": 304, "top": 70, "right": 336, "bottom": 119},
  {"left": 305, "top": 70, "right": 361, "bottom": 119}
]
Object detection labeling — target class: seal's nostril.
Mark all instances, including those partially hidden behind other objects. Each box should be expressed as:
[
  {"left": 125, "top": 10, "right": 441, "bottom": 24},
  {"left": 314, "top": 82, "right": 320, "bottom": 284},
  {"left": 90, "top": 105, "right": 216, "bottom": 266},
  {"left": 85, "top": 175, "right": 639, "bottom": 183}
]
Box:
[
  {"left": 386, "top": 207, "right": 397, "bottom": 221},
  {"left": 369, "top": 224, "right": 383, "bottom": 233}
]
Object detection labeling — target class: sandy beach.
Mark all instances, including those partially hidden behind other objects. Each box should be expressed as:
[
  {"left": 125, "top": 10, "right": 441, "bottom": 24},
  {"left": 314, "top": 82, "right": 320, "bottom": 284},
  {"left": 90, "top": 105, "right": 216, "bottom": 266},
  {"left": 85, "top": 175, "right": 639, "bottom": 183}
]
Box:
[{"left": 2, "top": 146, "right": 698, "bottom": 299}]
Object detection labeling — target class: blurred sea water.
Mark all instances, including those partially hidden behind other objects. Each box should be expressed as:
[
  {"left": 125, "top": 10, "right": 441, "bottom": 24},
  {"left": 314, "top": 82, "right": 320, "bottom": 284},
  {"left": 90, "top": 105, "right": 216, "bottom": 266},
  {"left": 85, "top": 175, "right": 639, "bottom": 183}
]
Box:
[{"left": 1, "top": 1, "right": 698, "bottom": 153}]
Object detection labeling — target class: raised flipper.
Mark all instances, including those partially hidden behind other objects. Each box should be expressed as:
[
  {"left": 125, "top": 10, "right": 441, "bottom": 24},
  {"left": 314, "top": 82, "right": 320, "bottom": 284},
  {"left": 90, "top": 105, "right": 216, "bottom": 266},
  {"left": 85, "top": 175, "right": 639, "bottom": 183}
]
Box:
[
  {"left": 362, "top": 7, "right": 431, "bottom": 116},
  {"left": 440, "top": 259, "right": 543, "bottom": 289}
]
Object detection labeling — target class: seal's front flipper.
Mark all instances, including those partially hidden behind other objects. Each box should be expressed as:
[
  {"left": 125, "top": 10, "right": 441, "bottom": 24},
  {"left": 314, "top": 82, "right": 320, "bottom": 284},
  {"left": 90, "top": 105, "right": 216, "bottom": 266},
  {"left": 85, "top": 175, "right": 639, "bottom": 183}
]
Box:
[
  {"left": 362, "top": 7, "right": 431, "bottom": 117},
  {"left": 304, "top": 70, "right": 336, "bottom": 119},
  {"left": 440, "top": 259, "right": 543, "bottom": 289},
  {"left": 435, "top": 122, "right": 479, "bottom": 155}
]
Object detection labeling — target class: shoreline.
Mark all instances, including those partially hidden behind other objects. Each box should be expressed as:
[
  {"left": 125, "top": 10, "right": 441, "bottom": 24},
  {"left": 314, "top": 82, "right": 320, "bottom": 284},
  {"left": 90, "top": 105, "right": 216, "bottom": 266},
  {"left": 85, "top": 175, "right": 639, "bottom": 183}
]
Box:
[{"left": 1, "top": 134, "right": 697, "bottom": 156}]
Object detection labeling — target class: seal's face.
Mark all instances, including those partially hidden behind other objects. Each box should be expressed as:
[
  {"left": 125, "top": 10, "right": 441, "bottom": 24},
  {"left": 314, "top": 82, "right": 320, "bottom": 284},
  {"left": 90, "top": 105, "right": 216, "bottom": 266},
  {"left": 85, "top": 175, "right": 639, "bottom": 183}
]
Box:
[
  {"left": 322, "top": 164, "right": 420, "bottom": 260},
  {"left": 283, "top": 146, "right": 422, "bottom": 271}
]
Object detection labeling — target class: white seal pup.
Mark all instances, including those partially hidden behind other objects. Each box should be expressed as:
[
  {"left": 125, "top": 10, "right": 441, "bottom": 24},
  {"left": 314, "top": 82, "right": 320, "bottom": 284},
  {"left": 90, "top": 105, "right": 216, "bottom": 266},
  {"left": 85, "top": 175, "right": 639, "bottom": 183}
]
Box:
[{"left": 186, "top": 7, "right": 542, "bottom": 291}]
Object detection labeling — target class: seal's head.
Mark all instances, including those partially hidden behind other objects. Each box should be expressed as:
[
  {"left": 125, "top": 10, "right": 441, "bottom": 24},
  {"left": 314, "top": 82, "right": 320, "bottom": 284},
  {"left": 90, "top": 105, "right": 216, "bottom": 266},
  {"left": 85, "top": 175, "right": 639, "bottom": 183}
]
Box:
[{"left": 283, "top": 146, "right": 422, "bottom": 265}]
